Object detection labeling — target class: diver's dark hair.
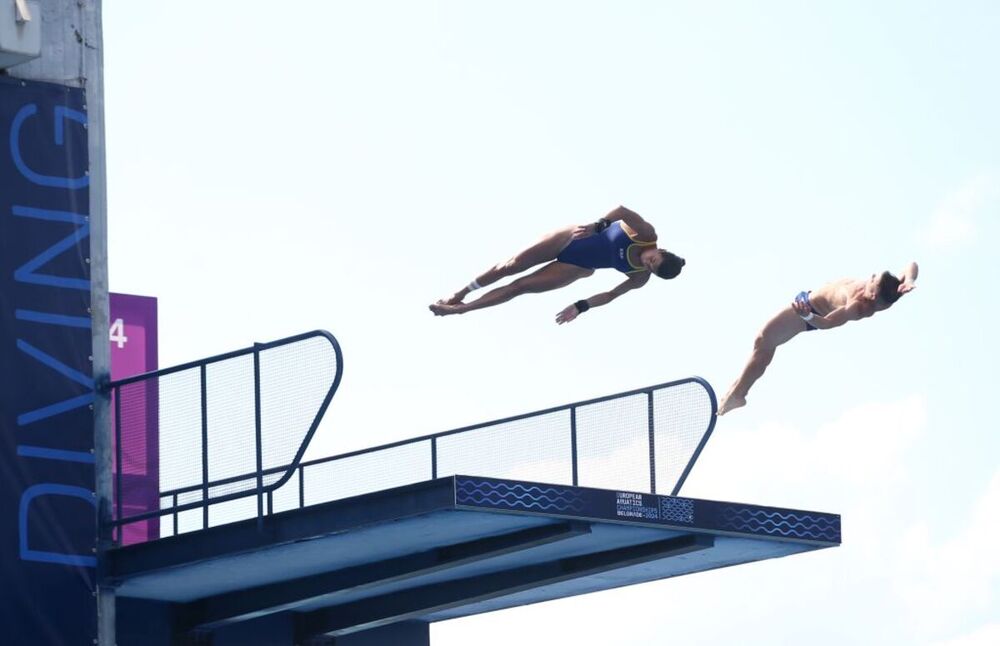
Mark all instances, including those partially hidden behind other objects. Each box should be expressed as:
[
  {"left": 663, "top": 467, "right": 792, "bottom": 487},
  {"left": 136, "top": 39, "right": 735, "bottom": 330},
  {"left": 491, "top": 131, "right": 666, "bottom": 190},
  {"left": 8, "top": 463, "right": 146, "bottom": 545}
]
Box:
[
  {"left": 877, "top": 271, "right": 902, "bottom": 305},
  {"left": 655, "top": 252, "right": 685, "bottom": 280}
]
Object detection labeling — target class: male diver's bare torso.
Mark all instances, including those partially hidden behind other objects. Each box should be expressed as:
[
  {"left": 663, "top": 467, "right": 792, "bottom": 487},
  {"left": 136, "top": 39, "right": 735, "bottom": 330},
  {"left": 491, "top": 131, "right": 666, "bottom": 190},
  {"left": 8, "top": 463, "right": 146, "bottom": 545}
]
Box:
[{"left": 807, "top": 278, "right": 875, "bottom": 318}]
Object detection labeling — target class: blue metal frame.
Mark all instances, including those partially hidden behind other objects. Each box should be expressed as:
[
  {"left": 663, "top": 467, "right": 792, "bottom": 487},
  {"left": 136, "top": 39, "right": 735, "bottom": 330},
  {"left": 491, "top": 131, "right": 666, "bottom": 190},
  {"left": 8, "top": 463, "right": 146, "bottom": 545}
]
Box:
[{"left": 105, "top": 330, "right": 344, "bottom": 533}]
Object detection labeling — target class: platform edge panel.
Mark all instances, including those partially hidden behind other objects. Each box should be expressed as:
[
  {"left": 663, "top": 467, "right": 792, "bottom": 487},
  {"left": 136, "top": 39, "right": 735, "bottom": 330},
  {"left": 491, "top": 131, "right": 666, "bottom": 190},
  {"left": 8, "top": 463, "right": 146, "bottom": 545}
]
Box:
[{"left": 453, "top": 475, "right": 841, "bottom": 546}]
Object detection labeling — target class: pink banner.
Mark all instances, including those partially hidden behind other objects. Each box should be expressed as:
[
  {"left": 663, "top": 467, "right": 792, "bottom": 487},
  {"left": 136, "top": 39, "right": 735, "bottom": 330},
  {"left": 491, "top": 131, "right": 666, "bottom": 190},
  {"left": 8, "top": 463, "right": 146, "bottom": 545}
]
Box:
[{"left": 110, "top": 293, "right": 159, "bottom": 545}]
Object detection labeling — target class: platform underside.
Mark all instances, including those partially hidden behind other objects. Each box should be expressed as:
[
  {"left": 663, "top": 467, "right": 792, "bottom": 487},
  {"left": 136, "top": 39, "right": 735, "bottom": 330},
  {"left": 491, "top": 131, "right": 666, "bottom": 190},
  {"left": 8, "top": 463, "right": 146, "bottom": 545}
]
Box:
[{"left": 109, "top": 476, "right": 840, "bottom": 639}]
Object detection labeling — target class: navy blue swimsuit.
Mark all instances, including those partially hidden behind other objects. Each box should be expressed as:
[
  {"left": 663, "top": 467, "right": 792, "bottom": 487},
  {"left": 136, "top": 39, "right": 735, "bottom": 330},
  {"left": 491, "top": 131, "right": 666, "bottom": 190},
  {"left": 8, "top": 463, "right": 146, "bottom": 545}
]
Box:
[{"left": 557, "top": 222, "right": 653, "bottom": 274}]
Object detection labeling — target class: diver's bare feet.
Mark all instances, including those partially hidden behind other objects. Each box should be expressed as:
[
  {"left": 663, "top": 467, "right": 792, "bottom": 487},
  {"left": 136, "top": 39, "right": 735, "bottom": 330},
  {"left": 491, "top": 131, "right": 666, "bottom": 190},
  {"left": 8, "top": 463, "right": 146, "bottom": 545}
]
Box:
[
  {"left": 717, "top": 392, "right": 746, "bottom": 416},
  {"left": 429, "top": 302, "right": 465, "bottom": 316}
]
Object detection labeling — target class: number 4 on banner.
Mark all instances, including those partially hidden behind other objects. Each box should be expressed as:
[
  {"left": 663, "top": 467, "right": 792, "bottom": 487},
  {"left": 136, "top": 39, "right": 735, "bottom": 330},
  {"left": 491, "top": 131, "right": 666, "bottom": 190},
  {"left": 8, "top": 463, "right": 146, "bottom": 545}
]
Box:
[{"left": 110, "top": 318, "right": 128, "bottom": 349}]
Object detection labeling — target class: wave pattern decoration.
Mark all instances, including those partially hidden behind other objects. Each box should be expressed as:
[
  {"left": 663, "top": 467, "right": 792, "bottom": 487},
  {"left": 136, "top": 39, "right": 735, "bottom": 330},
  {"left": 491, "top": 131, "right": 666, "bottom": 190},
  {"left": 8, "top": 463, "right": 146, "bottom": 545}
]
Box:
[
  {"left": 721, "top": 508, "right": 840, "bottom": 542},
  {"left": 457, "top": 479, "right": 586, "bottom": 513},
  {"left": 660, "top": 498, "right": 695, "bottom": 524}
]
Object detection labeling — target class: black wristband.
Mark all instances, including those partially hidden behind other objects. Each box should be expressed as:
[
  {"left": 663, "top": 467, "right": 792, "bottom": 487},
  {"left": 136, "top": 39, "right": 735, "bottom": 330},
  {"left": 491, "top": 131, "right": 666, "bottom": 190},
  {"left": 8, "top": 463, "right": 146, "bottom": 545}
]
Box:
[
  {"left": 594, "top": 218, "right": 610, "bottom": 233},
  {"left": 575, "top": 299, "right": 590, "bottom": 313}
]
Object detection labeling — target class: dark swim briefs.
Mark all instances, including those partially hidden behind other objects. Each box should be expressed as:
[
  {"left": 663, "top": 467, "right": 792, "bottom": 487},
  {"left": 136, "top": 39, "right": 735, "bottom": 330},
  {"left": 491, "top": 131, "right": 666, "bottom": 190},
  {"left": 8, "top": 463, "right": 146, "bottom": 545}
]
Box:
[{"left": 795, "top": 291, "right": 820, "bottom": 331}]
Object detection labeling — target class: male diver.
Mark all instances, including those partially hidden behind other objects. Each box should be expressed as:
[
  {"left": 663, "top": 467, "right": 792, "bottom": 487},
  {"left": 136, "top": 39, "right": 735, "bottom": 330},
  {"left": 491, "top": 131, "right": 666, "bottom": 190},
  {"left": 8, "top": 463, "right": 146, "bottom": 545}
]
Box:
[{"left": 717, "top": 262, "right": 919, "bottom": 415}]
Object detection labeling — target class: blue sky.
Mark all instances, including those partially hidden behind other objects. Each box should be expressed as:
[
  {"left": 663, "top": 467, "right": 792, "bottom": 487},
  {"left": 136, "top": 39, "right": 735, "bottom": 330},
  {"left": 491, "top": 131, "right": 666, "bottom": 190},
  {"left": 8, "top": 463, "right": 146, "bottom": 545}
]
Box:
[{"left": 103, "top": 2, "right": 998, "bottom": 644}]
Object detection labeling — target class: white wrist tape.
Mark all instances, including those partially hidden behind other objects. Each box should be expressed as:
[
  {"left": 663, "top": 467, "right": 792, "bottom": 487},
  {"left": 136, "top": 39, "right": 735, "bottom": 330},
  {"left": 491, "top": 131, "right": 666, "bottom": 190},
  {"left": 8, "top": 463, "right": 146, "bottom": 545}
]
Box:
[
  {"left": 799, "top": 311, "right": 814, "bottom": 322},
  {"left": 467, "top": 279, "right": 482, "bottom": 291}
]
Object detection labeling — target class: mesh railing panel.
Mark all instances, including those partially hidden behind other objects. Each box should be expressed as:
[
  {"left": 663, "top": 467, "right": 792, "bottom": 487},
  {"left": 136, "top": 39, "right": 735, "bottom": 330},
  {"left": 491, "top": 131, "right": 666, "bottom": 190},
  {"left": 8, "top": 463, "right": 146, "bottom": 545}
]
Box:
[
  {"left": 173, "top": 489, "right": 206, "bottom": 536},
  {"left": 436, "top": 410, "right": 573, "bottom": 484},
  {"left": 154, "top": 371, "right": 202, "bottom": 493},
  {"left": 111, "top": 331, "right": 342, "bottom": 540},
  {"left": 653, "top": 382, "right": 715, "bottom": 494},
  {"left": 208, "top": 496, "right": 258, "bottom": 529},
  {"left": 114, "top": 366, "right": 714, "bottom": 545},
  {"left": 259, "top": 336, "right": 339, "bottom": 476},
  {"left": 302, "top": 441, "right": 432, "bottom": 507},
  {"left": 283, "top": 379, "right": 712, "bottom": 518},
  {"left": 205, "top": 355, "right": 256, "bottom": 497},
  {"left": 158, "top": 496, "right": 173, "bottom": 536},
  {"left": 576, "top": 393, "right": 651, "bottom": 492},
  {"left": 115, "top": 369, "right": 200, "bottom": 544}
]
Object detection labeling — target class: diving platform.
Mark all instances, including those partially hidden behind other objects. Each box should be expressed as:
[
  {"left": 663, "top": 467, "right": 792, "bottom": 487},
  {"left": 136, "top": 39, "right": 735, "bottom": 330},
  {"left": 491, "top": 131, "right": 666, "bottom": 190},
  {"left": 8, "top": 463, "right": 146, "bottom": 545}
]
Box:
[
  {"left": 110, "top": 475, "right": 839, "bottom": 644},
  {"left": 102, "top": 331, "right": 840, "bottom": 645}
]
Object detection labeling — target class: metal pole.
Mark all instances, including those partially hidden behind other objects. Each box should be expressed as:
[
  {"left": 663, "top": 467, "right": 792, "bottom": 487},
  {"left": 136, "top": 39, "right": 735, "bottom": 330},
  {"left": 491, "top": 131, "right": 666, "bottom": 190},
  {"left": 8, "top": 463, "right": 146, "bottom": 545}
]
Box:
[
  {"left": 19, "top": 1, "right": 124, "bottom": 641},
  {"left": 201, "top": 365, "right": 209, "bottom": 530},
  {"left": 431, "top": 437, "right": 437, "bottom": 480},
  {"left": 570, "top": 407, "right": 578, "bottom": 487},
  {"left": 299, "top": 465, "right": 305, "bottom": 509},
  {"left": 254, "top": 346, "right": 264, "bottom": 531},
  {"left": 647, "top": 392, "right": 656, "bottom": 495}
]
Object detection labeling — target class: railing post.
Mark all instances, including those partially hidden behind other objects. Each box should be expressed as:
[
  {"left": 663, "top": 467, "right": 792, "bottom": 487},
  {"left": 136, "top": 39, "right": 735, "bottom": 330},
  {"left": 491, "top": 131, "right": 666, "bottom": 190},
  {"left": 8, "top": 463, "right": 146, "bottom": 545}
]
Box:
[
  {"left": 200, "top": 364, "right": 209, "bottom": 531},
  {"left": 647, "top": 391, "right": 656, "bottom": 495},
  {"left": 113, "top": 385, "right": 122, "bottom": 546},
  {"left": 570, "top": 406, "right": 578, "bottom": 487},
  {"left": 172, "top": 493, "right": 179, "bottom": 536},
  {"left": 299, "top": 465, "right": 305, "bottom": 509},
  {"left": 253, "top": 344, "right": 264, "bottom": 530},
  {"left": 431, "top": 437, "right": 438, "bottom": 480}
]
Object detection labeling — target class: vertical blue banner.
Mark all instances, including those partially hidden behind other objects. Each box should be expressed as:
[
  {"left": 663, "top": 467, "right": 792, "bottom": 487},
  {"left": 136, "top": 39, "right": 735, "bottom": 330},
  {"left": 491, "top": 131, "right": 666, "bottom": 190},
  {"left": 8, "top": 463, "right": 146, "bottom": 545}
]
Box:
[{"left": 0, "top": 77, "right": 96, "bottom": 644}]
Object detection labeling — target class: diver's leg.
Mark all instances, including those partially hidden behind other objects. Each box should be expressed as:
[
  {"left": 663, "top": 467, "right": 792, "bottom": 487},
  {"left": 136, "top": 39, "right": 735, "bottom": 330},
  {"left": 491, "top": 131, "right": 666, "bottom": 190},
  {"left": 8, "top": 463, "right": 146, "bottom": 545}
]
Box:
[
  {"left": 718, "top": 307, "right": 808, "bottom": 415},
  {"left": 430, "top": 262, "right": 592, "bottom": 316},
  {"left": 436, "top": 226, "right": 575, "bottom": 305}
]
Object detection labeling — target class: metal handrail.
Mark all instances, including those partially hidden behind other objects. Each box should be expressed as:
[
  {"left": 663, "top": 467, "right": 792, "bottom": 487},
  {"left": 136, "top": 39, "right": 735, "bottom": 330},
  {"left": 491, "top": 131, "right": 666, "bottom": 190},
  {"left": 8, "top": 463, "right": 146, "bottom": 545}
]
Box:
[
  {"left": 159, "top": 375, "right": 718, "bottom": 509},
  {"left": 107, "top": 330, "right": 343, "bottom": 530}
]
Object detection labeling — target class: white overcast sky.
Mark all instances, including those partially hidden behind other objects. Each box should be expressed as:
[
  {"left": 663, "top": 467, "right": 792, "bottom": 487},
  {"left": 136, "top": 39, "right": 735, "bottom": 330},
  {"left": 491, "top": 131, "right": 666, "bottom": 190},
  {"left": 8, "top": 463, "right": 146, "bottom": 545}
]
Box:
[{"left": 103, "top": 2, "right": 998, "bottom": 644}]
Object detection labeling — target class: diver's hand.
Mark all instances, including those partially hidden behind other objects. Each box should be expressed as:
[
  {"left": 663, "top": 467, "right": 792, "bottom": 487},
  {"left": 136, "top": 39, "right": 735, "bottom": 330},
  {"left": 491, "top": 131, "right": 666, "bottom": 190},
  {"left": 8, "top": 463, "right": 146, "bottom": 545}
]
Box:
[{"left": 555, "top": 304, "right": 580, "bottom": 325}]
